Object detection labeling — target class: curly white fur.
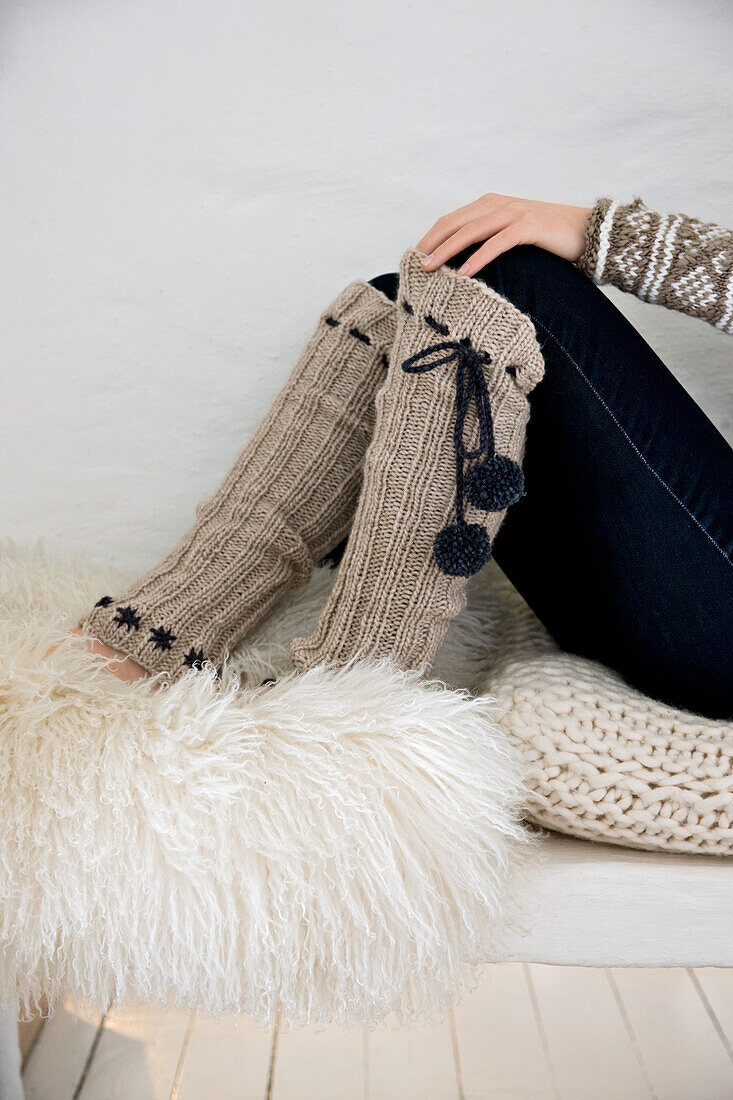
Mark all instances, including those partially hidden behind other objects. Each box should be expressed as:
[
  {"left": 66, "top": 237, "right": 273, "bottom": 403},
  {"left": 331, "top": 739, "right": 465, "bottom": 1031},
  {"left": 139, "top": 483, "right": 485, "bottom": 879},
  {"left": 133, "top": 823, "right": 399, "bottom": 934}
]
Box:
[{"left": 0, "top": 542, "right": 536, "bottom": 1028}]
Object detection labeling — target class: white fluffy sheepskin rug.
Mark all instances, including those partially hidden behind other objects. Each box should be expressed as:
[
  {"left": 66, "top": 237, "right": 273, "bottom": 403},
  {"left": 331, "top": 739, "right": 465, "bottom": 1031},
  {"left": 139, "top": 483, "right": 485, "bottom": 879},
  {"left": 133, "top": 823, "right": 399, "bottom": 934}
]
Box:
[{"left": 0, "top": 542, "right": 538, "bottom": 1028}]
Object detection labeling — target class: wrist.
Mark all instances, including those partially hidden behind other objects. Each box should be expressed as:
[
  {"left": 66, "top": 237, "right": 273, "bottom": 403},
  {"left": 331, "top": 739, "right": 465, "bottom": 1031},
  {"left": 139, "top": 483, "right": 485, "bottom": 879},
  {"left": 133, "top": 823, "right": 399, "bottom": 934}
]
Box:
[{"left": 576, "top": 198, "right": 615, "bottom": 279}]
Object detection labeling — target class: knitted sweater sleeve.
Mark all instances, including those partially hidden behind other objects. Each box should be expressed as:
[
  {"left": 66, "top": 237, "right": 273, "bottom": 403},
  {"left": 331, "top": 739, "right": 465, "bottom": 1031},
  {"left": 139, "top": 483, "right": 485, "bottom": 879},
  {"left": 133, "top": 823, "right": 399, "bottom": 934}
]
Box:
[{"left": 577, "top": 197, "right": 733, "bottom": 335}]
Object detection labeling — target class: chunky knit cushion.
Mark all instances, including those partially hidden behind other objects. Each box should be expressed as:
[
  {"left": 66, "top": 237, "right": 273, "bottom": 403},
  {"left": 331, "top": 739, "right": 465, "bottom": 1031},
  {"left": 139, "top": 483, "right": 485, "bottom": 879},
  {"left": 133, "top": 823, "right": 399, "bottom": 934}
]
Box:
[{"left": 467, "top": 568, "right": 733, "bottom": 856}]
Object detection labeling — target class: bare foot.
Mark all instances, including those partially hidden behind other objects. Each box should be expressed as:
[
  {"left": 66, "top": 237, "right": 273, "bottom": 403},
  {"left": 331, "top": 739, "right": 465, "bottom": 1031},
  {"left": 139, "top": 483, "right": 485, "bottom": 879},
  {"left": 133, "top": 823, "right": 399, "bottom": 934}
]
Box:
[{"left": 45, "top": 626, "right": 150, "bottom": 684}]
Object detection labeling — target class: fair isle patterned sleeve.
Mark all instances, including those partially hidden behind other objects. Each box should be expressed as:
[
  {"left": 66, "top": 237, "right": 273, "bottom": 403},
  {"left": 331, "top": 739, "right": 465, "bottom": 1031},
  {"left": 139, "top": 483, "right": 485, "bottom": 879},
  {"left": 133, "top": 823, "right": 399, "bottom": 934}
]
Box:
[{"left": 578, "top": 197, "right": 733, "bottom": 335}]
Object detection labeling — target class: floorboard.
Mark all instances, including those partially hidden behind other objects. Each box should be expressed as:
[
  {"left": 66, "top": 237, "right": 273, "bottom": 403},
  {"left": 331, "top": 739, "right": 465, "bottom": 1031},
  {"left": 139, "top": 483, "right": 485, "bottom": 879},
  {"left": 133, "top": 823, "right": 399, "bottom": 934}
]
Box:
[
  {"left": 74, "top": 1003, "right": 190, "bottom": 1100},
  {"left": 366, "top": 1013, "right": 459, "bottom": 1100},
  {"left": 610, "top": 967, "right": 733, "bottom": 1099},
  {"left": 17, "top": 1018, "right": 45, "bottom": 1068},
  {"left": 452, "top": 963, "right": 556, "bottom": 1100},
  {"left": 22, "top": 998, "right": 105, "bottom": 1100},
  {"left": 689, "top": 967, "right": 733, "bottom": 1062},
  {"left": 528, "top": 964, "right": 652, "bottom": 1100},
  {"left": 174, "top": 1014, "right": 273, "bottom": 1100},
  {"left": 272, "top": 1022, "right": 364, "bottom": 1099}
]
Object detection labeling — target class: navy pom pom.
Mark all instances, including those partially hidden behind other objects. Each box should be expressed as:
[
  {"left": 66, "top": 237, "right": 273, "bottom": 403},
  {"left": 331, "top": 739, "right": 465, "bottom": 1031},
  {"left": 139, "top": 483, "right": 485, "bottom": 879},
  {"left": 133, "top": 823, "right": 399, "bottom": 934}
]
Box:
[
  {"left": 464, "top": 454, "right": 525, "bottom": 512},
  {"left": 434, "top": 523, "right": 492, "bottom": 577}
]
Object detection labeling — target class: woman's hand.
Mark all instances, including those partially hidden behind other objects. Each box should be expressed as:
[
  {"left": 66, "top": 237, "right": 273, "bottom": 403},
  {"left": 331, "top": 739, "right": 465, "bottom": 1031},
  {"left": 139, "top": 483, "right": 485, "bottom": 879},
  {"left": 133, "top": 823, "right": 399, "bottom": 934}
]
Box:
[
  {"left": 417, "top": 194, "right": 592, "bottom": 277},
  {"left": 45, "top": 627, "right": 150, "bottom": 683}
]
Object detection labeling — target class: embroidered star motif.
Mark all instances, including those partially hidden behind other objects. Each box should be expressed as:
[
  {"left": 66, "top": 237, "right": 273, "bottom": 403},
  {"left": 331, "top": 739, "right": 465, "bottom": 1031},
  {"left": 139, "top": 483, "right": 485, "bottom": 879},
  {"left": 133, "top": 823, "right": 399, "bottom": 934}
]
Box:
[
  {"left": 113, "top": 605, "right": 141, "bottom": 631},
  {"left": 95, "top": 595, "right": 114, "bottom": 608},
  {"left": 150, "top": 625, "right": 176, "bottom": 651},
  {"left": 183, "top": 647, "right": 205, "bottom": 670}
]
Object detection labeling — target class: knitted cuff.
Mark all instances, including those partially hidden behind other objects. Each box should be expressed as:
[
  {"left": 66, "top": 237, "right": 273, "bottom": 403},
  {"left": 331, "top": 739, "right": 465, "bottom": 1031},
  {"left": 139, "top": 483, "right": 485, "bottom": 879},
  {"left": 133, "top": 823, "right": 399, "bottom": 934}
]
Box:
[
  {"left": 81, "top": 280, "right": 398, "bottom": 680},
  {"left": 577, "top": 197, "right": 616, "bottom": 282},
  {"left": 578, "top": 196, "right": 733, "bottom": 332},
  {"left": 398, "top": 247, "right": 545, "bottom": 395},
  {"left": 290, "top": 248, "right": 545, "bottom": 675}
]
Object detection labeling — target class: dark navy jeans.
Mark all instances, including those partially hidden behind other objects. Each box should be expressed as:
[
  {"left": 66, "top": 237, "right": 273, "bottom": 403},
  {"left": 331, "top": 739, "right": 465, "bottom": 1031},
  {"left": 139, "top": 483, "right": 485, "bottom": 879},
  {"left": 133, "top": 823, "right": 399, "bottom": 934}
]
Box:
[{"left": 368, "top": 246, "right": 733, "bottom": 720}]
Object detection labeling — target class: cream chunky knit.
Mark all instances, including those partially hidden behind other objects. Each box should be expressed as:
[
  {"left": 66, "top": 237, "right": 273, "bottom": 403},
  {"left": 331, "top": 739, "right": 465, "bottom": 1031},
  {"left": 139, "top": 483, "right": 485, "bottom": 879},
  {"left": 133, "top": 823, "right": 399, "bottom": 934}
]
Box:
[
  {"left": 466, "top": 565, "right": 733, "bottom": 855},
  {"left": 81, "top": 281, "right": 398, "bottom": 678},
  {"left": 290, "top": 248, "right": 545, "bottom": 674},
  {"left": 579, "top": 196, "right": 733, "bottom": 334}
]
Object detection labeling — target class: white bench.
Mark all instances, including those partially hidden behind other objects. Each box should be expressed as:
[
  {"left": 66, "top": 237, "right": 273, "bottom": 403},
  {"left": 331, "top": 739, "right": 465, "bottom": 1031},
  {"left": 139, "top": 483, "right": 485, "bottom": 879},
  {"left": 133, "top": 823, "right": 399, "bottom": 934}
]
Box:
[{"left": 506, "top": 834, "right": 733, "bottom": 968}]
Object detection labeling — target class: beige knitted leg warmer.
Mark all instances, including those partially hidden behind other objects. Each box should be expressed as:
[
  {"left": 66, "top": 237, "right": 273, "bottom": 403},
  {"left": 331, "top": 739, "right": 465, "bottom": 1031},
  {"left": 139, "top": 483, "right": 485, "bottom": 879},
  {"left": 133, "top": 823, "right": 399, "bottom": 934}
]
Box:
[
  {"left": 81, "top": 281, "right": 398, "bottom": 679},
  {"left": 290, "top": 249, "right": 545, "bottom": 675}
]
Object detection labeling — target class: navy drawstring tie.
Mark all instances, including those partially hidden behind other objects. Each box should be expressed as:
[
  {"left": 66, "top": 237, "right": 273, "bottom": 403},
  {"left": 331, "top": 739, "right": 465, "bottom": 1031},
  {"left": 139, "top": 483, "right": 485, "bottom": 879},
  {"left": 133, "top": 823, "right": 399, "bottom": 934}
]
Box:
[{"left": 401, "top": 338, "right": 525, "bottom": 577}]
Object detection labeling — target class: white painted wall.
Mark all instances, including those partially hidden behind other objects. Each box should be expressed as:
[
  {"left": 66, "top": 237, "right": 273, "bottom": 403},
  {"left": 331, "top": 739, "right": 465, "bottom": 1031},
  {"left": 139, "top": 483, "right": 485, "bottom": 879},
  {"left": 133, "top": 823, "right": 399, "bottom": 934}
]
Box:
[{"left": 1, "top": 0, "right": 731, "bottom": 571}]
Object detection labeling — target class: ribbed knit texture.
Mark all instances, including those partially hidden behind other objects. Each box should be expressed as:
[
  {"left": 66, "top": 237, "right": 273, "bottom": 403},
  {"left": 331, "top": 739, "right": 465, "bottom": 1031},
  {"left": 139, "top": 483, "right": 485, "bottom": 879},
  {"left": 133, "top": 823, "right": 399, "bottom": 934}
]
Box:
[
  {"left": 81, "top": 281, "right": 398, "bottom": 678},
  {"left": 578, "top": 196, "right": 733, "bottom": 334},
  {"left": 290, "top": 248, "right": 545, "bottom": 675}
]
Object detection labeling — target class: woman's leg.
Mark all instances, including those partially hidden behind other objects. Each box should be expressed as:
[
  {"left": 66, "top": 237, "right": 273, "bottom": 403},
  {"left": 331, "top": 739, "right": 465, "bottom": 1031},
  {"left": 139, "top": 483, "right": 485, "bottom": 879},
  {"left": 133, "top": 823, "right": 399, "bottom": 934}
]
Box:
[
  {"left": 291, "top": 250, "right": 545, "bottom": 674},
  {"left": 460, "top": 245, "right": 732, "bottom": 720},
  {"left": 364, "top": 249, "right": 733, "bottom": 719},
  {"left": 72, "top": 280, "right": 398, "bottom": 682}
]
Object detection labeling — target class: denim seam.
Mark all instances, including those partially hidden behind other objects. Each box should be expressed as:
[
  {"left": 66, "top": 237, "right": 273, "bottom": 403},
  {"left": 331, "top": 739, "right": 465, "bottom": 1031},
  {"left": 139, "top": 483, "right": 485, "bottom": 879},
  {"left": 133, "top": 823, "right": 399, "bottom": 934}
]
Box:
[{"left": 531, "top": 317, "right": 732, "bottom": 569}]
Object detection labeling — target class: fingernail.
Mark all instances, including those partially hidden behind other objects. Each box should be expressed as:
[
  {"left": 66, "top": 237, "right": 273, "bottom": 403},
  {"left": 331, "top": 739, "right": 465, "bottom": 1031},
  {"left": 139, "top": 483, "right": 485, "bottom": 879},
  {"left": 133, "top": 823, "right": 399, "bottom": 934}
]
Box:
[
  {"left": 421, "top": 254, "right": 434, "bottom": 267},
  {"left": 458, "top": 263, "right": 472, "bottom": 276}
]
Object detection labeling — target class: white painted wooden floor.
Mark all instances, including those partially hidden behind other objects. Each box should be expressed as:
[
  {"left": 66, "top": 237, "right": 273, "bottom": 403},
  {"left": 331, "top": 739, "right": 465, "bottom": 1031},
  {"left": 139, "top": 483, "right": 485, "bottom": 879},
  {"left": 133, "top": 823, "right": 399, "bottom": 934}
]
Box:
[{"left": 20, "top": 965, "right": 733, "bottom": 1100}]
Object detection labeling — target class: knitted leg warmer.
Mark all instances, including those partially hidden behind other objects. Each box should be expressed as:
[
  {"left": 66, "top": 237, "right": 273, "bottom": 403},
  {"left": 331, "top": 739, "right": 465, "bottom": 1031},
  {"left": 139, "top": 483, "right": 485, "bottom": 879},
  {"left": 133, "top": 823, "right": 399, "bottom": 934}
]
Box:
[
  {"left": 290, "top": 249, "right": 545, "bottom": 675},
  {"left": 81, "top": 281, "right": 398, "bottom": 679}
]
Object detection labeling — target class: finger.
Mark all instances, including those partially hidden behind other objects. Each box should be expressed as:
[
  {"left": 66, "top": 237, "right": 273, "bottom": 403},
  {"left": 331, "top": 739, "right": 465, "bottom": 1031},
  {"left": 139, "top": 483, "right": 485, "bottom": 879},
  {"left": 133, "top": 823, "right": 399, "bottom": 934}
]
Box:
[
  {"left": 417, "top": 194, "right": 509, "bottom": 255},
  {"left": 422, "top": 214, "right": 512, "bottom": 270},
  {"left": 456, "top": 227, "right": 522, "bottom": 277},
  {"left": 416, "top": 193, "right": 498, "bottom": 253},
  {"left": 416, "top": 210, "right": 470, "bottom": 256}
]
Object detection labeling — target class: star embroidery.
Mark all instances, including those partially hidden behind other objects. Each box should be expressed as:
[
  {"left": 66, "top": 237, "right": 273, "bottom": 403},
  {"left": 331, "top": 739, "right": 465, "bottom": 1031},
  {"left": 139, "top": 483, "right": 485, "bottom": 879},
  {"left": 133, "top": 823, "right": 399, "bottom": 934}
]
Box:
[
  {"left": 183, "top": 647, "right": 205, "bottom": 670},
  {"left": 150, "top": 625, "right": 176, "bottom": 651},
  {"left": 95, "top": 595, "right": 114, "bottom": 608},
  {"left": 113, "top": 605, "right": 141, "bottom": 632}
]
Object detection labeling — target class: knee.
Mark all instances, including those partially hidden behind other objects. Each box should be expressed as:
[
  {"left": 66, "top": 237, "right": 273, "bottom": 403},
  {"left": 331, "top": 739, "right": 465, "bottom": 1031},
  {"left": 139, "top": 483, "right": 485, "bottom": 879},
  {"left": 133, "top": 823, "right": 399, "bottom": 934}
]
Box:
[
  {"left": 452, "top": 244, "right": 597, "bottom": 320},
  {"left": 368, "top": 272, "right": 398, "bottom": 302},
  {"left": 492, "top": 244, "right": 575, "bottom": 288},
  {"left": 371, "top": 245, "right": 599, "bottom": 326}
]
